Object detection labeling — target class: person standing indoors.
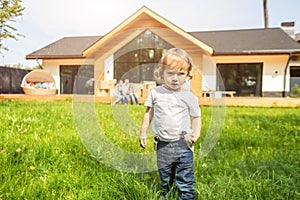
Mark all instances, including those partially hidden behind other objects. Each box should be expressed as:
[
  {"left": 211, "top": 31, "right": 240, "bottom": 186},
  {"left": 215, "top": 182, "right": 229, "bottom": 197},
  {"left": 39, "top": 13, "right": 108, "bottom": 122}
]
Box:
[{"left": 140, "top": 48, "right": 202, "bottom": 200}]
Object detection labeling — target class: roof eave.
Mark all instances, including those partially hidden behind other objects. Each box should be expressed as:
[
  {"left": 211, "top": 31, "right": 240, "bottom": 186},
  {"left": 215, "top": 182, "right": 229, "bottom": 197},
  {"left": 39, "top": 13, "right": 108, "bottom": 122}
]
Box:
[
  {"left": 213, "top": 50, "right": 300, "bottom": 56},
  {"left": 26, "top": 55, "right": 86, "bottom": 60}
]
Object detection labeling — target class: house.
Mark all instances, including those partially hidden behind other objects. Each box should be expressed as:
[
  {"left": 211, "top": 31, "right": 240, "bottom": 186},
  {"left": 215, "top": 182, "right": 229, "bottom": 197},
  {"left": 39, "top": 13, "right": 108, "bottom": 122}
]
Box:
[{"left": 26, "top": 6, "right": 300, "bottom": 98}]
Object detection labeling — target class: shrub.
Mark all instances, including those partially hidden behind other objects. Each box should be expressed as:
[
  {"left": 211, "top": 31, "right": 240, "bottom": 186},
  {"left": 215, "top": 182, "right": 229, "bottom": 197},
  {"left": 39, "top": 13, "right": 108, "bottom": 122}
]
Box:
[{"left": 290, "top": 83, "right": 300, "bottom": 98}]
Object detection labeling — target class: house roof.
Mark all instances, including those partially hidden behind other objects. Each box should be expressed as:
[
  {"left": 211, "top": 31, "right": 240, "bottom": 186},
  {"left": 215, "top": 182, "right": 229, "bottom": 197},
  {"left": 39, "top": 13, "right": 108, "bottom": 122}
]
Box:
[
  {"left": 26, "top": 36, "right": 102, "bottom": 59},
  {"left": 190, "top": 28, "right": 300, "bottom": 55},
  {"left": 26, "top": 6, "right": 300, "bottom": 59},
  {"left": 26, "top": 28, "right": 300, "bottom": 59}
]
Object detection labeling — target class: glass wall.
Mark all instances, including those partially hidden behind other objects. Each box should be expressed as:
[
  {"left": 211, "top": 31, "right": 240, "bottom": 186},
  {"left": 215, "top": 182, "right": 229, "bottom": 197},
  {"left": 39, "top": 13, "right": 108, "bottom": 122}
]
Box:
[
  {"left": 60, "top": 65, "right": 94, "bottom": 94},
  {"left": 114, "top": 29, "right": 173, "bottom": 82},
  {"left": 217, "top": 63, "right": 262, "bottom": 96}
]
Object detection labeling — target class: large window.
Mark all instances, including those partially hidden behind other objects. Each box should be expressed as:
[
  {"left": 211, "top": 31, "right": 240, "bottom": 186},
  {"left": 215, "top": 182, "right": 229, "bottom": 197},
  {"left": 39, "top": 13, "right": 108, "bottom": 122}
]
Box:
[
  {"left": 290, "top": 66, "right": 300, "bottom": 91},
  {"left": 217, "top": 63, "right": 262, "bottom": 96},
  {"left": 60, "top": 65, "right": 94, "bottom": 94},
  {"left": 114, "top": 30, "right": 173, "bottom": 82}
]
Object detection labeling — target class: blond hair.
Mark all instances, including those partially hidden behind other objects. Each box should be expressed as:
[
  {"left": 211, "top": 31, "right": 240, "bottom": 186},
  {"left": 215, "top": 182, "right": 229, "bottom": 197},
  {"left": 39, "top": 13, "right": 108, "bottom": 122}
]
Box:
[{"left": 154, "top": 48, "right": 193, "bottom": 84}]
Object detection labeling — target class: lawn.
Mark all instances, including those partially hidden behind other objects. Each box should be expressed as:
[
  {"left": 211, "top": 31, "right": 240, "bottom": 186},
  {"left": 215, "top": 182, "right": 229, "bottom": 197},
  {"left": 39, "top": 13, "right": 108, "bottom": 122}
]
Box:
[{"left": 0, "top": 100, "right": 299, "bottom": 199}]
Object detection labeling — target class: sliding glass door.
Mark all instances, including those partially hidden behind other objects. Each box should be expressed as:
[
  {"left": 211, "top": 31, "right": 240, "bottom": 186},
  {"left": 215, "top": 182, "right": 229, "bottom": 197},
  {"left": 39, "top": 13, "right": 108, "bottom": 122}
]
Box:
[
  {"left": 217, "top": 63, "right": 262, "bottom": 96},
  {"left": 60, "top": 65, "right": 94, "bottom": 94}
]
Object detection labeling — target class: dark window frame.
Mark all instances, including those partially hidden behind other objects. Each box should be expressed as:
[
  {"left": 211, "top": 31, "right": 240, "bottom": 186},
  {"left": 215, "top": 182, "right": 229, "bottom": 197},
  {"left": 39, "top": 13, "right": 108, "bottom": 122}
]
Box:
[{"left": 114, "top": 29, "right": 173, "bottom": 83}]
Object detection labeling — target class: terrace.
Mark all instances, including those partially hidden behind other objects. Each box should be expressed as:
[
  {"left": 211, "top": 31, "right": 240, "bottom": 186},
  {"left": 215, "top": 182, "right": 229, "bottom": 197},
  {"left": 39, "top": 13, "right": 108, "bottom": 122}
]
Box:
[{"left": 1, "top": 94, "right": 299, "bottom": 107}]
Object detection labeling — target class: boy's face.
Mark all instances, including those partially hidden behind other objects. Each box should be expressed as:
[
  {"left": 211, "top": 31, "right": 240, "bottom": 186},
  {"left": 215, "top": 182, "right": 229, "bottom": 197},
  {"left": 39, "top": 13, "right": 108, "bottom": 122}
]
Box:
[{"left": 163, "top": 68, "right": 187, "bottom": 91}]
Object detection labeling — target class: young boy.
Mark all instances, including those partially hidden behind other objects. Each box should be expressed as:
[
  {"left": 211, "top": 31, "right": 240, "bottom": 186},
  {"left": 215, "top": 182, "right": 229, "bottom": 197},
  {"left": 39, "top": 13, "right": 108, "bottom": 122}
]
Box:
[{"left": 140, "top": 48, "right": 202, "bottom": 200}]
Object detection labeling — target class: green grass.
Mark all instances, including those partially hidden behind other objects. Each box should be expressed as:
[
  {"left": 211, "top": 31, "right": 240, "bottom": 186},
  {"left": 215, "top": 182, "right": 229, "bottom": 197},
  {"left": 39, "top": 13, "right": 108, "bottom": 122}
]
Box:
[{"left": 0, "top": 100, "right": 299, "bottom": 199}]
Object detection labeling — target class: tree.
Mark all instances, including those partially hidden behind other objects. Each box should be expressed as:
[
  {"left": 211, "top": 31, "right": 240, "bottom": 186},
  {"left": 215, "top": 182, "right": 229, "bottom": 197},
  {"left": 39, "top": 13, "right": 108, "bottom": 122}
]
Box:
[
  {"left": 0, "top": 0, "right": 25, "bottom": 52},
  {"left": 263, "top": 0, "right": 269, "bottom": 28}
]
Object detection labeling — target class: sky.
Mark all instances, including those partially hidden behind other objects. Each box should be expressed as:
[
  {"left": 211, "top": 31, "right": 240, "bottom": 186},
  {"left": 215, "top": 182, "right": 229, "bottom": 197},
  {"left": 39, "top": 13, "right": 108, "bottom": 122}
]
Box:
[{"left": 1, "top": 0, "right": 300, "bottom": 67}]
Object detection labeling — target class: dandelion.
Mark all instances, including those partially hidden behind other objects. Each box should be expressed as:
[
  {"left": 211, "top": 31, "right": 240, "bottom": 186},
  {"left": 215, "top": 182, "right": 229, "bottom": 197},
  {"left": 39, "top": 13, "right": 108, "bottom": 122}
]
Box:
[
  {"left": 29, "top": 166, "right": 35, "bottom": 170},
  {"left": 82, "top": 149, "right": 86, "bottom": 155},
  {"left": 202, "top": 163, "right": 208, "bottom": 168}
]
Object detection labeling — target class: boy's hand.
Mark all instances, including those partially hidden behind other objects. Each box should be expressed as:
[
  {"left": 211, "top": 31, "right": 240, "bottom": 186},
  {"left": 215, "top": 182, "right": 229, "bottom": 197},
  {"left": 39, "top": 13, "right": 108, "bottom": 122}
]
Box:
[
  {"left": 140, "top": 138, "right": 147, "bottom": 148},
  {"left": 190, "top": 132, "right": 200, "bottom": 143}
]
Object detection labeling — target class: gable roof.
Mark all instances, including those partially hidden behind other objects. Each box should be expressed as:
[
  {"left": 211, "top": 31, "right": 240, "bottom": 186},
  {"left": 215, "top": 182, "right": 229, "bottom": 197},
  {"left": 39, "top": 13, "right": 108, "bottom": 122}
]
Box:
[
  {"left": 26, "top": 36, "right": 102, "bottom": 59},
  {"left": 190, "top": 28, "right": 300, "bottom": 55},
  {"left": 82, "top": 6, "right": 213, "bottom": 56}
]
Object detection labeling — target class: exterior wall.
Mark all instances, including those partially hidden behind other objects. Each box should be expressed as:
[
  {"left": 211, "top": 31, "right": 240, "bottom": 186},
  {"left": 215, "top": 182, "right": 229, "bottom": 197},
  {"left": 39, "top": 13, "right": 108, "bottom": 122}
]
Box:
[
  {"left": 201, "top": 55, "right": 217, "bottom": 91},
  {"left": 104, "top": 55, "right": 114, "bottom": 81},
  {"left": 41, "top": 53, "right": 291, "bottom": 97},
  {"left": 94, "top": 56, "right": 105, "bottom": 95},
  {"left": 206, "top": 54, "right": 290, "bottom": 96},
  {"left": 260, "top": 55, "right": 289, "bottom": 97},
  {"left": 189, "top": 52, "right": 204, "bottom": 97},
  {"left": 42, "top": 58, "right": 94, "bottom": 94}
]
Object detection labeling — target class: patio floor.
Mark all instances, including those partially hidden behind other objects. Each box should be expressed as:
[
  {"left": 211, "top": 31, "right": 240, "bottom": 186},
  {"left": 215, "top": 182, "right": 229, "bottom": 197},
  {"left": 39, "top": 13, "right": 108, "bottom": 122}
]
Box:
[{"left": 1, "top": 94, "right": 300, "bottom": 107}]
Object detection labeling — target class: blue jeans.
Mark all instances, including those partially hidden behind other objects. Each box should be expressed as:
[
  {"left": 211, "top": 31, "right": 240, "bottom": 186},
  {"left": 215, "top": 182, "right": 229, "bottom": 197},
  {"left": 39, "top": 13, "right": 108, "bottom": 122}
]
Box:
[
  {"left": 129, "top": 93, "right": 139, "bottom": 104},
  {"left": 156, "top": 139, "right": 195, "bottom": 200},
  {"left": 113, "top": 94, "right": 128, "bottom": 104}
]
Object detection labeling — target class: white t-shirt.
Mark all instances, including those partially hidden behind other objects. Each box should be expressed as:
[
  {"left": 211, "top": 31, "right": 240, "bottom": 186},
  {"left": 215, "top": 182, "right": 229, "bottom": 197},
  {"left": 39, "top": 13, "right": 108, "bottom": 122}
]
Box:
[
  {"left": 122, "top": 83, "right": 129, "bottom": 95},
  {"left": 144, "top": 86, "right": 201, "bottom": 142}
]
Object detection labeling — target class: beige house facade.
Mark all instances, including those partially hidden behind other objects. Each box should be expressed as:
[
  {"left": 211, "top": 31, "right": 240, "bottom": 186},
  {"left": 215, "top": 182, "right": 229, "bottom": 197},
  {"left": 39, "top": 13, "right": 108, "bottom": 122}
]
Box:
[{"left": 26, "top": 6, "right": 300, "bottom": 98}]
